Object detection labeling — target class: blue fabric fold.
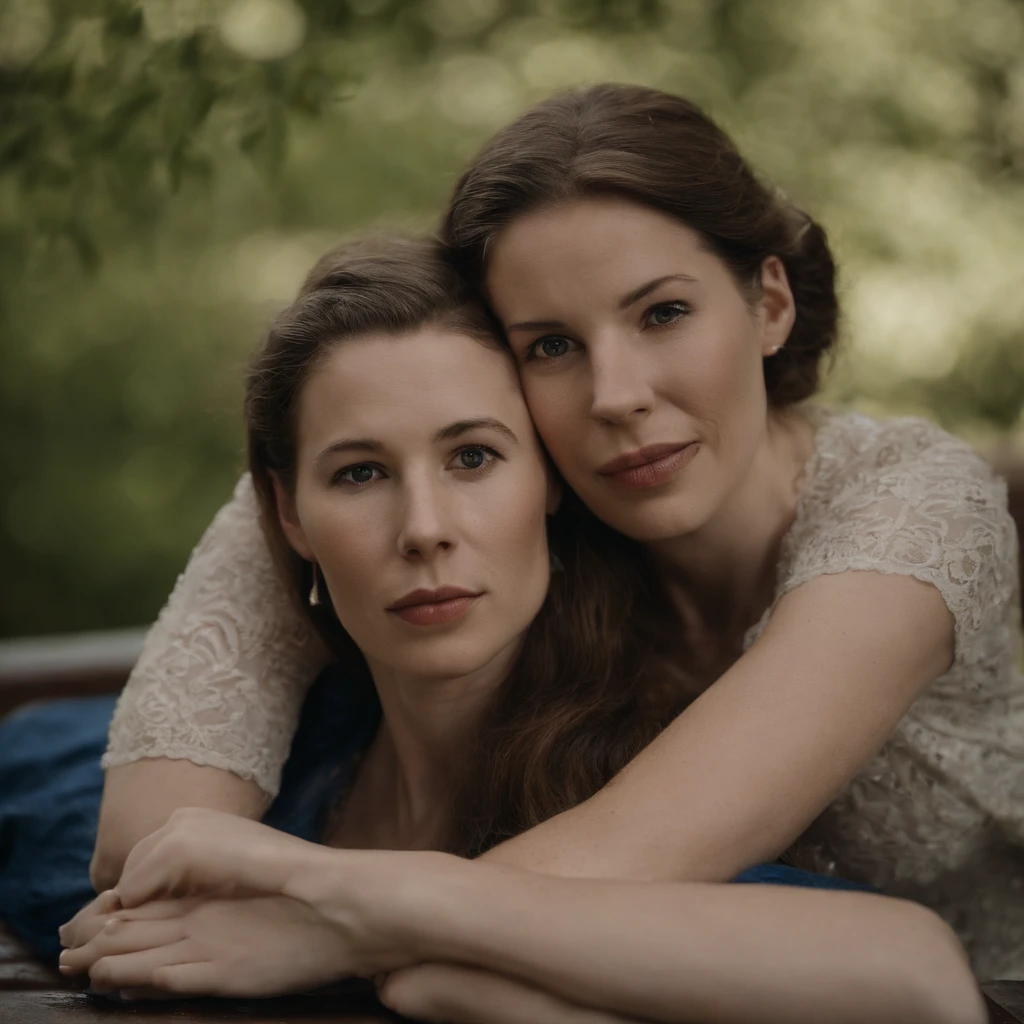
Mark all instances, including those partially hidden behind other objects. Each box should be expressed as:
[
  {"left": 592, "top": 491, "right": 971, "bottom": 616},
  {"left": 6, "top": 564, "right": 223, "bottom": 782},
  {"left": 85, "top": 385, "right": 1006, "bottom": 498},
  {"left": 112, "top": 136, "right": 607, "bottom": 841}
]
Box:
[{"left": 0, "top": 668, "right": 867, "bottom": 961}]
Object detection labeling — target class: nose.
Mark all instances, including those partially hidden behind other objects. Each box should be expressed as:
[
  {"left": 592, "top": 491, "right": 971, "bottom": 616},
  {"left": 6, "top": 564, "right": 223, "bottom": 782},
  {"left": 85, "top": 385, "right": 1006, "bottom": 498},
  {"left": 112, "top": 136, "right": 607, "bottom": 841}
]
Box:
[
  {"left": 395, "top": 473, "right": 456, "bottom": 561},
  {"left": 588, "top": 336, "right": 654, "bottom": 425}
]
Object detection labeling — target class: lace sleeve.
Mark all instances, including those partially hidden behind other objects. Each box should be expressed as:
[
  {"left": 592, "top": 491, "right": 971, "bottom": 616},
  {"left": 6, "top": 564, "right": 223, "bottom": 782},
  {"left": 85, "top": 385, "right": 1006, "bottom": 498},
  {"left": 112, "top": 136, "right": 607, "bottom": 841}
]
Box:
[
  {"left": 101, "top": 475, "right": 332, "bottom": 798},
  {"left": 780, "top": 416, "right": 1020, "bottom": 675}
]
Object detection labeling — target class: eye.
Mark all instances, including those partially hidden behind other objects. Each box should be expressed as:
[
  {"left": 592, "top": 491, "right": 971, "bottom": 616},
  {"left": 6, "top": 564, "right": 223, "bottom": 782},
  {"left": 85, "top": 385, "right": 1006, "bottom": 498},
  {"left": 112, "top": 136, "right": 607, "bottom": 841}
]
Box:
[
  {"left": 334, "top": 463, "right": 383, "bottom": 486},
  {"left": 450, "top": 445, "right": 502, "bottom": 473},
  {"left": 644, "top": 302, "right": 690, "bottom": 328},
  {"left": 525, "top": 335, "right": 578, "bottom": 362}
]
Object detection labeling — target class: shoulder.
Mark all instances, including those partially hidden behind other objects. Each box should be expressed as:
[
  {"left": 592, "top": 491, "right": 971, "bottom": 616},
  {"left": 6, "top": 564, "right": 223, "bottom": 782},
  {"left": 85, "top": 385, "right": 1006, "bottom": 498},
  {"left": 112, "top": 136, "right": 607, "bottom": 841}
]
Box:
[
  {"left": 806, "top": 409, "right": 1007, "bottom": 510},
  {"left": 782, "top": 409, "right": 1019, "bottom": 660}
]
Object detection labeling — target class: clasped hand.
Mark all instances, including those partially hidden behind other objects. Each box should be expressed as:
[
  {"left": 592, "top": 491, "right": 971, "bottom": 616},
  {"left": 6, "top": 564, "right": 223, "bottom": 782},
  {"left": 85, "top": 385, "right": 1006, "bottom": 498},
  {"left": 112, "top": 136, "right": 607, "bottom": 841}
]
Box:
[{"left": 59, "top": 808, "right": 426, "bottom": 997}]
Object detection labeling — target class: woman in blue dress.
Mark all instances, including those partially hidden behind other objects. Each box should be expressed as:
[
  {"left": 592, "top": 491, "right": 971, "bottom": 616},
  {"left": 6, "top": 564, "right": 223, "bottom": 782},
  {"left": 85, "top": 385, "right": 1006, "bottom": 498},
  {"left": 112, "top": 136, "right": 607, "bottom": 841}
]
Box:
[{"left": 5, "top": 235, "right": 983, "bottom": 1022}]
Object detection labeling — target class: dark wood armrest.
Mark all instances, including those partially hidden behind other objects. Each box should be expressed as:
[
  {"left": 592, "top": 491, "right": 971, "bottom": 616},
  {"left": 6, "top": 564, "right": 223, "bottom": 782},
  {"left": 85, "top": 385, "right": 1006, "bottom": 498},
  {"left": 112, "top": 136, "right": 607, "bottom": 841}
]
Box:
[
  {"left": 984, "top": 982, "right": 1024, "bottom": 1023},
  {"left": 0, "top": 629, "right": 146, "bottom": 717}
]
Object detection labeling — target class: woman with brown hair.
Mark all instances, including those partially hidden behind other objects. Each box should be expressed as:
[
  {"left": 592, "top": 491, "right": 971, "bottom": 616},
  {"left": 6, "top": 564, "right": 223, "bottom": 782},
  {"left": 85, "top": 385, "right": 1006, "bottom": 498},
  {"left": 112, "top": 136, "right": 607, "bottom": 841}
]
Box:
[
  {"left": 52, "top": 234, "right": 983, "bottom": 1024},
  {"left": 91, "top": 85, "right": 1021, "bottom": 981}
]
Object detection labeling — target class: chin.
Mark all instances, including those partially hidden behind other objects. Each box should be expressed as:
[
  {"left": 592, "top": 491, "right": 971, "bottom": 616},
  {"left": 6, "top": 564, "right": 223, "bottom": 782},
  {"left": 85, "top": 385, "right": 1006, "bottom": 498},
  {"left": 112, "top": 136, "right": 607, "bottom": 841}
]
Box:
[
  {"left": 394, "top": 636, "right": 517, "bottom": 682},
  {"left": 595, "top": 499, "right": 712, "bottom": 544}
]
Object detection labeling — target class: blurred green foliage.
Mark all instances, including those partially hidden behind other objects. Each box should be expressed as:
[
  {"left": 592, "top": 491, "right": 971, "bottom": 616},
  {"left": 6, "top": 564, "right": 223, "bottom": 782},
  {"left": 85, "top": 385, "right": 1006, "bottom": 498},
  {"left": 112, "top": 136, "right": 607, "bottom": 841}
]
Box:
[{"left": 2, "top": 0, "right": 1023, "bottom": 637}]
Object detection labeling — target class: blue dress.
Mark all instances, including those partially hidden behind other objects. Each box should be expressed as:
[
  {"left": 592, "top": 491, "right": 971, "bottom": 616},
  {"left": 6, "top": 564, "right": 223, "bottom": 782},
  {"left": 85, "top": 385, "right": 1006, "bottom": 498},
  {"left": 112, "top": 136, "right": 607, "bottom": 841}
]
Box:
[{"left": 0, "top": 668, "right": 868, "bottom": 960}]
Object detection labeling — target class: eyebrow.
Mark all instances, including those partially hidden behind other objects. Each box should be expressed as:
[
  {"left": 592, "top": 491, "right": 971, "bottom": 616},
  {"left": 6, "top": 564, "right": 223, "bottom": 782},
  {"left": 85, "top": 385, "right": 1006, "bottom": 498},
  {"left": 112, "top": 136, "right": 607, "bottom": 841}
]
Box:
[
  {"left": 314, "top": 438, "right": 380, "bottom": 467},
  {"left": 505, "top": 274, "right": 699, "bottom": 333},
  {"left": 433, "top": 418, "right": 519, "bottom": 444},
  {"left": 618, "top": 274, "right": 698, "bottom": 310},
  {"left": 314, "top": 418, "right": 519, "bottom": 465}
]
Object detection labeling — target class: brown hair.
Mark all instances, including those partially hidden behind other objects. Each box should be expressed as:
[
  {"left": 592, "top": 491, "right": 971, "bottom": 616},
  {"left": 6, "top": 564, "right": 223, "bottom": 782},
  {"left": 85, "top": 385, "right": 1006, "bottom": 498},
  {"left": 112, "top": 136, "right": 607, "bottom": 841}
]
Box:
[
  {"left": 245, "top": 234, "right": 685, "bottom": 856},
  {"left": 442, "top": 83, "right": 840, "bottom": 406}
]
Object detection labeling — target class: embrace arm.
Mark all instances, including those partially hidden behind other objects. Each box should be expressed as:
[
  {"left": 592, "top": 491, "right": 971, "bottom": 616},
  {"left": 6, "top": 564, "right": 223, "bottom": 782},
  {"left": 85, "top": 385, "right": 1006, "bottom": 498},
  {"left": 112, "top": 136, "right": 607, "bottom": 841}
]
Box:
[
  {"left": 90, "top": 762, "right": 267, "bottom": 891},
  {"left": 92, "top": 475, "right": 330, "bottom": 889},
  {"left": 481, "top": 570, "right": 953, "bottom": 882},
  {"left": 381, "top": 966, "right": 647, "bottom": 1024},
  {"left": 73, "top": 812, "right": 982, "bottom": 1021},
  {"left": 290, "top": 853, "right": 984, "bottom": 1024}
]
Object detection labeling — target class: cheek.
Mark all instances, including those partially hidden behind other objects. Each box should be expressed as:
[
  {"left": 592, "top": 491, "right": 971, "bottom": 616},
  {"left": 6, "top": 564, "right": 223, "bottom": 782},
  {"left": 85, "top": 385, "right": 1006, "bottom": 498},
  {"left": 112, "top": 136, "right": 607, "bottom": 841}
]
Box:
[
  {"left": 522, "top": 375, "right": 586, "bottom": 473},
  {"left": 647, "top": 307, "right": 766, "bottom": 449},
  {"left": 475, "top": 468, "right": 551, "bottom": 611},
  {"left": 297, "top": 494, "right": 386, "bottom": 620}
]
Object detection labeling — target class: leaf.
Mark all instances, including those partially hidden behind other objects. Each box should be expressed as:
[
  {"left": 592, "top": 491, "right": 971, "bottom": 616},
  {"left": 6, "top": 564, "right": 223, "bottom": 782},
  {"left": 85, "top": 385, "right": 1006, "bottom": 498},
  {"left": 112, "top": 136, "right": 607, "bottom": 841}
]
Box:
[
  {"left": 103, "top": 4, "right": 144, "bottom": 39},
  {"left": 0, "top": 123, "right": 44, "bottom": 171},
  {"left": 178, "top": 33, "right": 202, "bottom": 70},
  {"left": 63, "top": 221, "right": 101, "bottom": 272},
  {"left": 240, "top": 105, "right": 287, "bottom": 178},
  {"left": 96, "top": 83, "right": 161, "bottom": 148}
]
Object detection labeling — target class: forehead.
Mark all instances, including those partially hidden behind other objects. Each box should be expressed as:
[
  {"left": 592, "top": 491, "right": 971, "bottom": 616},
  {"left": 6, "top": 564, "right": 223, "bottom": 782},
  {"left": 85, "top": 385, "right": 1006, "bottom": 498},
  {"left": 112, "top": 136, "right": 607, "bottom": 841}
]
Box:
[
  {"left": 486, "top": 196, "right": 714, "bottom": 310},
  {"left": 296, "top": 326, "right": 525, "bottom": 445}
]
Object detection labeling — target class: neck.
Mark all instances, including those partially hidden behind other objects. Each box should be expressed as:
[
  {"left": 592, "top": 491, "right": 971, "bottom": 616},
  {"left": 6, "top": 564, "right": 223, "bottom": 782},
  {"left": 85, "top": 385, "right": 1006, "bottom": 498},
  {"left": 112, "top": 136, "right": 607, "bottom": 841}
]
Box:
[
  {"left": 362, "top": 637, "right": 520, "bottom": 846},
  {"left": 648, "top": 407, "right": 816, "bottom": 637}
]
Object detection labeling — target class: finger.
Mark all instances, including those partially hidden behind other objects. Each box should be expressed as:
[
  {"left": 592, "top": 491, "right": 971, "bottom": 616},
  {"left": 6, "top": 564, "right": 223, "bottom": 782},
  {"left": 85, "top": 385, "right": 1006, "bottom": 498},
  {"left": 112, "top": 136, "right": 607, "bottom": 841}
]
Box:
[
  {"left": 110, "top": 898, "right": 201, "bottom": 922},
  {"left": 60, "top": 917, "right": 186, "bottom": 975},
  {"left": 115, "top": 849, "right": 182, "bottom": 909},
  {"left": 60, "top": 911, "right": 117, "bottom": 955},
  {"left": 60, "top": 891, "right": 122, "bottom": 948},
  {"left": 150, "top": 961, "right": 229, "bottom": 998},
  {"left": 116, "top": 821, "right": 192, "bottom": 908},
  {"left": 89, "top": 941, "right": 194, "bottom": 991}
]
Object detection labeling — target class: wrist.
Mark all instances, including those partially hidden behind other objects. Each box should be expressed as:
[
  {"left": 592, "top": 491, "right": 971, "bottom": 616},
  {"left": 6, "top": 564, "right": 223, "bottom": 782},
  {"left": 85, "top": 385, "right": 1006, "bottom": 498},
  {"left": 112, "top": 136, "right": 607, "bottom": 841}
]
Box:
[
  {"left": 280, "top": 842, "right": 343, "bottom": 907},
  {"left": 282, "top": 847, "right": 469, "bottom": 972},
  {"left": 401, "top": 856, "right": 529, "bottom": 966}
]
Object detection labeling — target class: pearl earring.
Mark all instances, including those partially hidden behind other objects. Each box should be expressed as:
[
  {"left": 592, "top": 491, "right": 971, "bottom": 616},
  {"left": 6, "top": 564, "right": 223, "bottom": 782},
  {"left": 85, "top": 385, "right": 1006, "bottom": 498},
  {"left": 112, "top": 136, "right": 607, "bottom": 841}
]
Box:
[
  {"left": 308, "top": 564, "right": 321, "bottom": 607},
  {"left": 769, "top": 345, "right": 782, "bottom": 355}
]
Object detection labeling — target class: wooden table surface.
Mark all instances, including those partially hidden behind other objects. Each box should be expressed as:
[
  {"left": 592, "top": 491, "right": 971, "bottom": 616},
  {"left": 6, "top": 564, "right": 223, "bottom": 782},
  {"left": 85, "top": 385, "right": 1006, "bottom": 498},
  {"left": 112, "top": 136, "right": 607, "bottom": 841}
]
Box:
[
  {"left": 0, "top": 924, "right": 403, "bottom": 1023},
  {"left": 3, "top": 923, "right": 1023, "bottom": 1024}
]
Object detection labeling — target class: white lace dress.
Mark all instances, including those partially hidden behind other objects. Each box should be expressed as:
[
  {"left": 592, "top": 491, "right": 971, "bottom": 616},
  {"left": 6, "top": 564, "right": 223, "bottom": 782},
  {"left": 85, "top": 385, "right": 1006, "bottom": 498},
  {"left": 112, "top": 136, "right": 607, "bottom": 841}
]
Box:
[{"left": 103, "top": 409, "right": 1024, "bottom": 979}]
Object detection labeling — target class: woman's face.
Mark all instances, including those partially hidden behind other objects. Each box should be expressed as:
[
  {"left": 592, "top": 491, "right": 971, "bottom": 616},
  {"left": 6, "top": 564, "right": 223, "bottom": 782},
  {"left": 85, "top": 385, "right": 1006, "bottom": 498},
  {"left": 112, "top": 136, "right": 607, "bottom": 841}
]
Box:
[
  {"left": 279, "top": 326, "right": 553, "bottom": 681},
  {"left": 486, "top": 195, "right": 794, "bottom": 543}
]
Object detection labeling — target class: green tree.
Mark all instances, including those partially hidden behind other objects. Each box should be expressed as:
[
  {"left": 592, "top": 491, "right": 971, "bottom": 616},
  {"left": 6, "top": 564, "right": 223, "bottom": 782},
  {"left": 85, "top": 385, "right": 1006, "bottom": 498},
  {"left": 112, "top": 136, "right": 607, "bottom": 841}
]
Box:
[{"left": 2, "top": 0, "right": 1022, "bottom": 637}]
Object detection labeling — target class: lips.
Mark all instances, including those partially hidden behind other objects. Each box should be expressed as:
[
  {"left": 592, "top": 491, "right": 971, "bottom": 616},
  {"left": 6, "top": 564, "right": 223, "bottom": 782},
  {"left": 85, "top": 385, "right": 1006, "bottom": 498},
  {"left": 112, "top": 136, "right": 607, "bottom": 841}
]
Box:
[
  {"left": 596, "top": 442, "right": 698, "bottom": 491},
  {"left": 387, "top": 586, "right": 483, "bottom": 626}
]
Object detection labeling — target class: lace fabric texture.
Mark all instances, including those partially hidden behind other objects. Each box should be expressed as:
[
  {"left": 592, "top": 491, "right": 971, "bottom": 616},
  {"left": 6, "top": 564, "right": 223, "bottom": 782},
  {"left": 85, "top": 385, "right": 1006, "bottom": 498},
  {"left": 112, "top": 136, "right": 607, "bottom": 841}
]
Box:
[
  {"left": 105, "top": 412, "right": 1024, "bottom": 977},
  {"left": 742, "top": 409, "right": 1024, "bottom": 980},
  {"left": 102, "top": 476, "right": 330, "bottom": 798}
]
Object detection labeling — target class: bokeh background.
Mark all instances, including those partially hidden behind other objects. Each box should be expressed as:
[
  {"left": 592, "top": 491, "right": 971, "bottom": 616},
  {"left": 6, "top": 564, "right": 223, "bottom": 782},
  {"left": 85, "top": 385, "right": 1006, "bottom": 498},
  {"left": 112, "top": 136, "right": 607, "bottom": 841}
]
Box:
[{"left": 2, "top": 0, "right": 1023, "bottom": 639}]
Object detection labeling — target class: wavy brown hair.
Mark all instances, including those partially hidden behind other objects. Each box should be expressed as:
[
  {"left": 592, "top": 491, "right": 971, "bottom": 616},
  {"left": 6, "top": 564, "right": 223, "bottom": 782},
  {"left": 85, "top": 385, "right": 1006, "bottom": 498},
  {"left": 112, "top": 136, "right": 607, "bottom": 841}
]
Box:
[
  {"left": 442, "top": 83, "right": 840, "bottom": 406},
  {"left": 245, "top": 234, "right": 687, "bottom": 856}
]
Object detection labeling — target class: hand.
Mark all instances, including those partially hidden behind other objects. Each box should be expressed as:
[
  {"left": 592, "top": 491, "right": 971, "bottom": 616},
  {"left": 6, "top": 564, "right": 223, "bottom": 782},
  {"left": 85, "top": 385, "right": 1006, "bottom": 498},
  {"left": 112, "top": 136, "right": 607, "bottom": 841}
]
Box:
[
  {"left": 58, "top": 895, "right": 389, "bottom": 998},
  {"left": 380, "top": 963, "right": 642, "bottom": 1024},
  {"left": 113, "top": 807, "right": 319, "bottom": 908},
  {"left": 59, "top": 889, "right": 123, "bottom": 950}
]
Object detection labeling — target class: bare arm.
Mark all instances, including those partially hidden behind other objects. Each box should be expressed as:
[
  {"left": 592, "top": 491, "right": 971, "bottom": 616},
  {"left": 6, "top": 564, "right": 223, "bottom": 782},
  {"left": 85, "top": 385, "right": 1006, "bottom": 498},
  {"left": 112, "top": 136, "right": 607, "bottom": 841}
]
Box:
[
  {"left": 90, "top": 761, "right": 267, "bottom": 891},
  {"left": 92, "top": 475, "right": 328, "bottom": 888},
  {"left": 381, "top": 965, "right": 648, "bottom": 1024},
  {"left": 76, "top": 814, "right": 984, "bottom": 1023},
  {"left": 296, "top": 853, "right": 984, "bottom": 1024},
  {"left": 481, "top": 571, "right": 953, "bottom": 882}
]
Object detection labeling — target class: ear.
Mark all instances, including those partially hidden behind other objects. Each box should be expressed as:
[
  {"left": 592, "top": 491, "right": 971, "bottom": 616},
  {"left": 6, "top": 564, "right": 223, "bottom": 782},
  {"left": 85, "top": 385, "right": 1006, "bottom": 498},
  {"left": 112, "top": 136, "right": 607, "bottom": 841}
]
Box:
[
  {"left": 271, "top": 472, "right": 314, "bottom": 561},
  {"left": 756, "top": 256, "right": 797, "bottom": 357}
]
